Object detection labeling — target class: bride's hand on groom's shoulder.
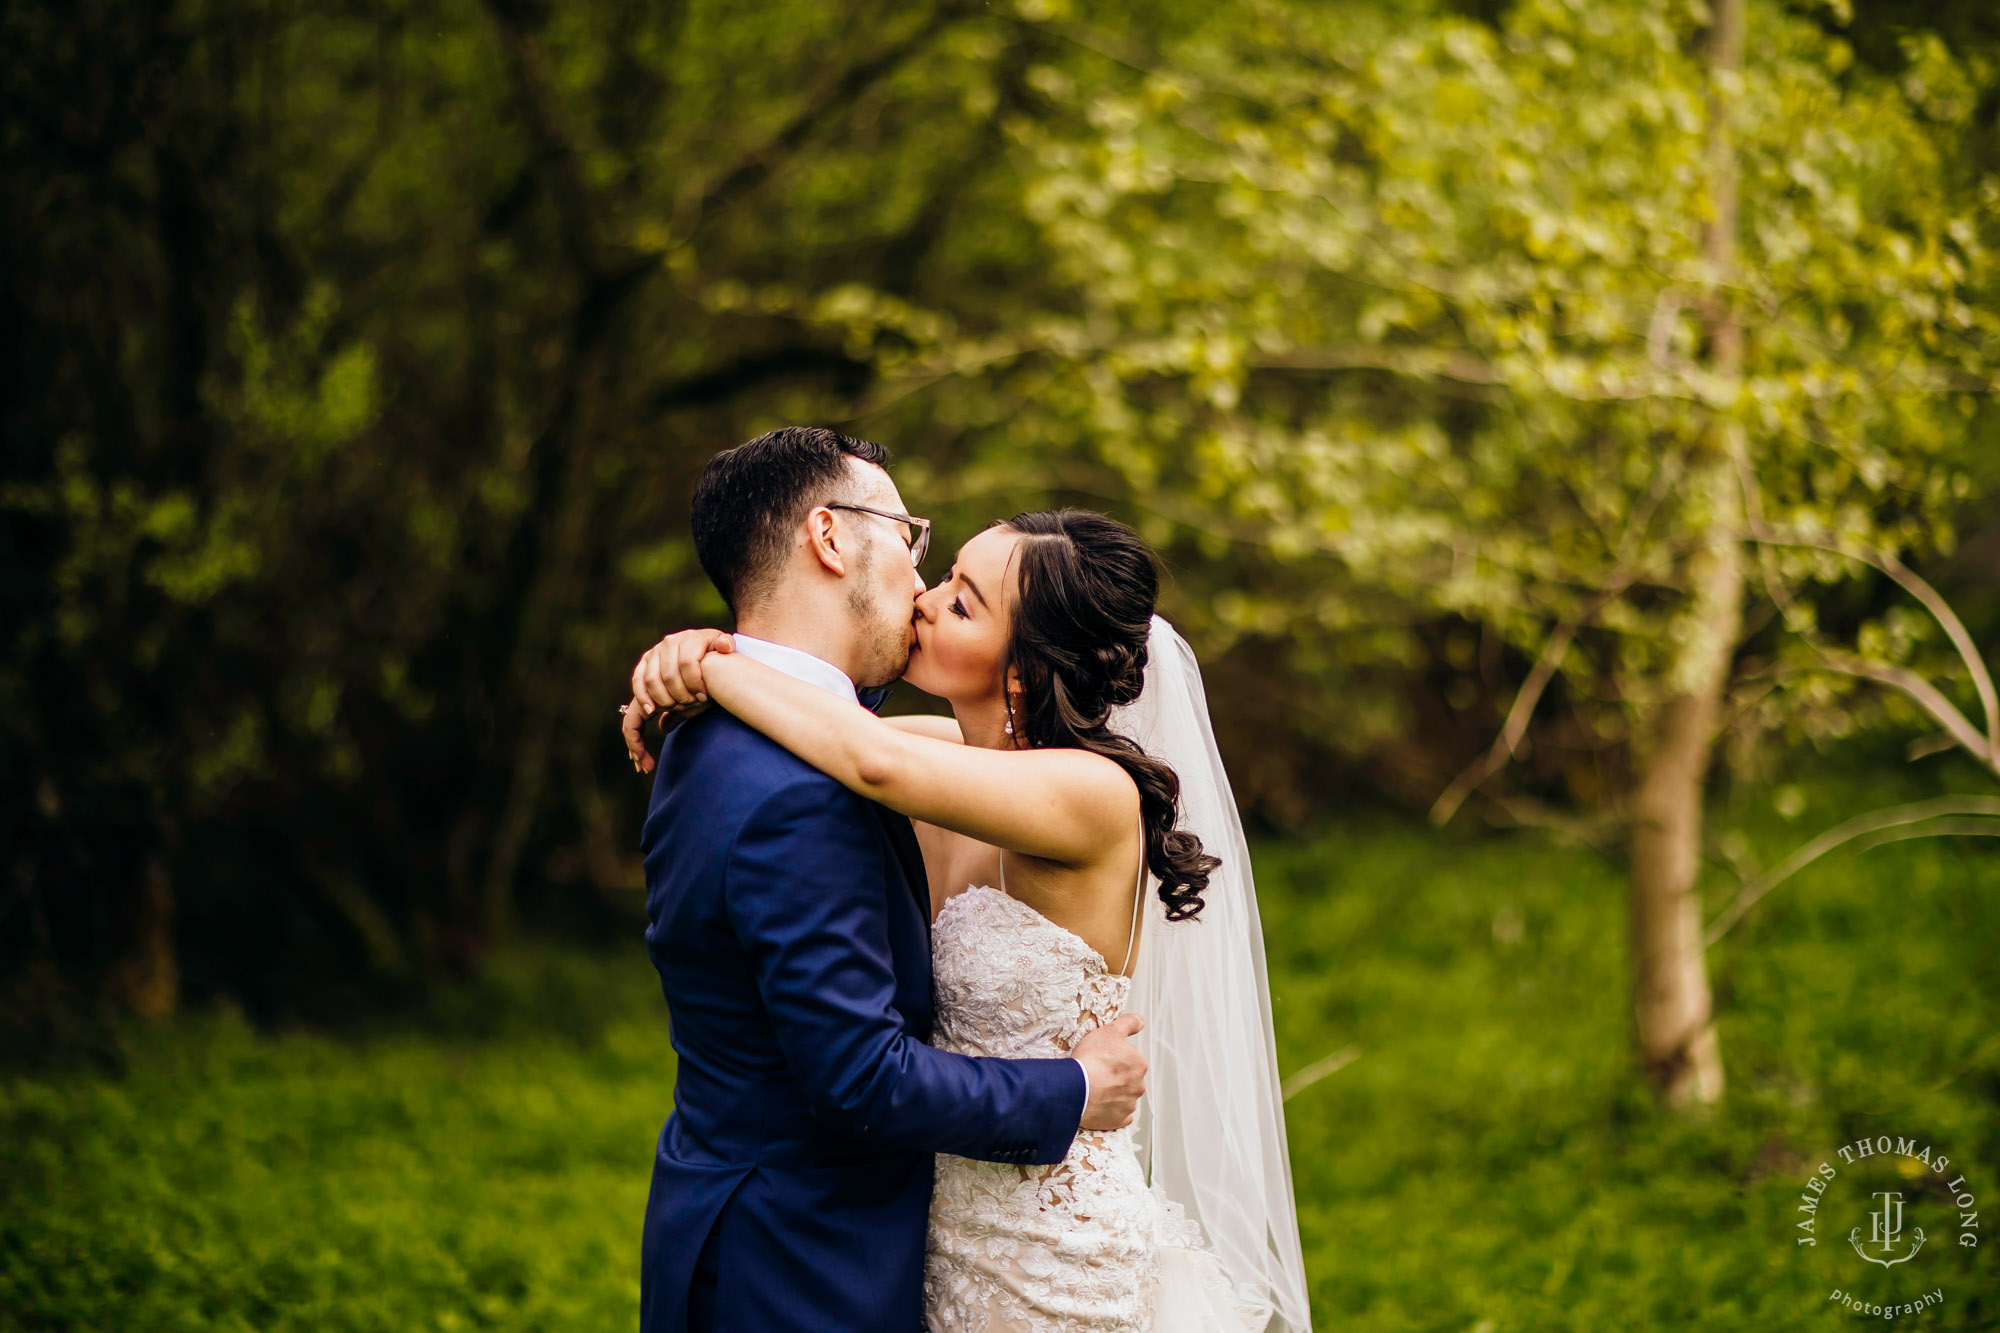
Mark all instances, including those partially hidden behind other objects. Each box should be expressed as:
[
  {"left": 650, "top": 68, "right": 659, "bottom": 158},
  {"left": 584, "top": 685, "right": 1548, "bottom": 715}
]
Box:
[
  {"left": 622, "top": 629, "right": 734, "bottom": 774},
  {"left": 632, "top": 628, "right": 734, "bottom": 714}
]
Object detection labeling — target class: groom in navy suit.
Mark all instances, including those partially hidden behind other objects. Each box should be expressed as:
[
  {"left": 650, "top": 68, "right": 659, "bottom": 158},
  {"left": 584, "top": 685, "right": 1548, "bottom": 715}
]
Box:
[{"left": 630, "top": 428, "right": 1149, "bottom": 1333}]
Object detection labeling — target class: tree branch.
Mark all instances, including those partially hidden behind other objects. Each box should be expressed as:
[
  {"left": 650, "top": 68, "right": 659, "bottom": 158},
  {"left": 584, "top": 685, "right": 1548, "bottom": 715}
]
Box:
[
  {"left": 1816, "top": 649, "right": 1998, "bottom": 773},
  {"left": 1281, "top": 1045, "right": 1361, "bottom": 1101},
  {"left": 680, "top": 4, "right": 971, "bottom": 239},
  {"left": 1760, "top": 533, "right": 1998, "bottom": 761},
  {"left": 481, "top": 2, "right": 612, "bottom": 277},
  {"left": 1732, "top": 438, "right": 2000, "bottom": 773},
  {"left": 642, "top": 345, "right": 873, "bottom": 420},
  {"left": 1703, "top": 800, "right": 2000, "bottom": 946},
  {"left": 1430, "top": 447, "right": 1688, "bottom": 825},
  {"left": 1253, "top": 345, "right": 1499, "bottom": 386}
]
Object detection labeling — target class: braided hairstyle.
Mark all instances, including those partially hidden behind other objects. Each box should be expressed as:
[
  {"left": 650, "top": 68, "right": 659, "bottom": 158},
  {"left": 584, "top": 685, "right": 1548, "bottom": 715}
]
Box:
[{"left": 999, "top": 509, "right": 1217, "bottom": 921}]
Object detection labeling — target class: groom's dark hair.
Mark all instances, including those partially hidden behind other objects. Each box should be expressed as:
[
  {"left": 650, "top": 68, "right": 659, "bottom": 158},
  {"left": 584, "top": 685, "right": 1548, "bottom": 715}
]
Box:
[{"left": 691, "top": 426, "right": 892, "bottom": 613}]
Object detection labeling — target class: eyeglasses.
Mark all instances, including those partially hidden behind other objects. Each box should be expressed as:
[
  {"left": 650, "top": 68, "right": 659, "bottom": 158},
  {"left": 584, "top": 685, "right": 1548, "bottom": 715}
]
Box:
[{"left": 826, "top": 502, "right": 931, "bottom": 567}]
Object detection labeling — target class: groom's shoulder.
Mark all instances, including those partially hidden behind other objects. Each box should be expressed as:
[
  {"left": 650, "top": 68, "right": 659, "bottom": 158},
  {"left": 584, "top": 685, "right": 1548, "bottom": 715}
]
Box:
[{"left": 668, "top": 708, "right": 853, "bottom": 808}]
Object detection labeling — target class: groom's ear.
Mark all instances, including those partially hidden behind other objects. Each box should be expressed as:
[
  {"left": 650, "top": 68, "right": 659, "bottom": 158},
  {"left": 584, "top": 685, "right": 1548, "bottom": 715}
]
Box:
[{"left": 801, "top": 505, "right": 849, "bottom": 577}]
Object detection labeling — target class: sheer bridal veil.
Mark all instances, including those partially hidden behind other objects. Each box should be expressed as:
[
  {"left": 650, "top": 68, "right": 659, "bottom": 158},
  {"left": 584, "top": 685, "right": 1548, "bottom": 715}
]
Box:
[{"left": 1111, "top": 615, "right": 1312, "bottom": 1333}]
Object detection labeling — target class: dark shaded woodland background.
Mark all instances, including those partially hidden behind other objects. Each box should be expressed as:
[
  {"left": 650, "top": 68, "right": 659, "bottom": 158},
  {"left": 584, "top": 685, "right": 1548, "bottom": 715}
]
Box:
[{"left": 4, "top": 0, "right": 1997, "bottom": 1047}]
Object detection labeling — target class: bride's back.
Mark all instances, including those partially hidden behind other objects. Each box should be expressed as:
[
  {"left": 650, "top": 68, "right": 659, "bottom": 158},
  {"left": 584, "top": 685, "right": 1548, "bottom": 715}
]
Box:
[{"left": 912, "top": 815, "right": 1147, "bottom": 975}]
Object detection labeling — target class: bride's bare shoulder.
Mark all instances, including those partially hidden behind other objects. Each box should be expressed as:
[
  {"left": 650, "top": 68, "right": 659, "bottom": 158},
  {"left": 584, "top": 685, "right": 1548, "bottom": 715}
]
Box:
[{"left": 883, "top": 714, "right": 963, "bottom": 743}]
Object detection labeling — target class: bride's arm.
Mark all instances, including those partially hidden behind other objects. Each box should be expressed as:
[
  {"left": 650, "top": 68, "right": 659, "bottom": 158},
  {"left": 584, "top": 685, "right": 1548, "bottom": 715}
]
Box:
[
  {"left": 622, "top": 699, "right": 958, "bottom": 772},
  {"left": 882, "top": 715, "right": 962, "bottom": 744},
  {"left": 619, "top": 640, "right": 960, "bottom": 769},
  {"left": 639, "top": 637, "right": 1132, "bottom": 865}
]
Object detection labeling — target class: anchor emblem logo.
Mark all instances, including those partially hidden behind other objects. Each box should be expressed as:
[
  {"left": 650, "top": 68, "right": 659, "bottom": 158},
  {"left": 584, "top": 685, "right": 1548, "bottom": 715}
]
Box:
[{"left": 1849, "top": 1191, "right": 1925, "bottom": 1268}]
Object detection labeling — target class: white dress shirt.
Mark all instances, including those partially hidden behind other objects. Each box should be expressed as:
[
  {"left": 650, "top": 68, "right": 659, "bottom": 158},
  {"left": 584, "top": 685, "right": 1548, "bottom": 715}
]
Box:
[
  {"left": 725, "top": 632, "right": 1093, "bottom": 1120},
  {"left": 728, "top": 633, "right": 860, "bottom": 703}
]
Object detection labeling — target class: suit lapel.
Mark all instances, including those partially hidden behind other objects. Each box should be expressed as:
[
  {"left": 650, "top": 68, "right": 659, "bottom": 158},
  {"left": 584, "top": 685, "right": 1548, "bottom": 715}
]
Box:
[
  {"left": 855, "top": 689, "right": 931, "bottom": 929},
  {"left": 872, "top": 803, "right": 930, "bottom": 931}
]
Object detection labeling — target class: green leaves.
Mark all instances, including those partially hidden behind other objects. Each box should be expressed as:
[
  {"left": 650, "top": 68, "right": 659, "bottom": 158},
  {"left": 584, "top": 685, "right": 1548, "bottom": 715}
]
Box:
[
  {"left": 212, "top": 288, "right": 380, "bottom": 470},
  {"left": 10, "top": 0, "right": 1995, "bottom": 1014},
  {"left": 929, "top": 0, "right": 1996, "bottom": 753}
]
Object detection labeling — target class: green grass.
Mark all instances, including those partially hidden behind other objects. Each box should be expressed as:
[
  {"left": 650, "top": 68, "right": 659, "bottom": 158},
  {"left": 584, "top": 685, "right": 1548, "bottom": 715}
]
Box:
[
  {"left": 1263, "top": 774, "right": 2000, "bottom": 1331},
  {"left": 6, "top": 771, "right": 1998, "bottom": 1330},
  {"left": 1, "top": 955, "right": 672, "bottom": 1332}
]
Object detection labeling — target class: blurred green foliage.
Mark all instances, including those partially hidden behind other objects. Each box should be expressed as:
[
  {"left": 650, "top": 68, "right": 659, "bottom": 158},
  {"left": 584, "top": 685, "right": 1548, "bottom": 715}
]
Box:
[
  {"left": 6, "top": 779, "right": 1995, "bottom": 1329},
  {"left": 5, "top": 2, "right": 1996, "bottom": 1320},
  {"left": 2, "top": 0, "right": 1996, "bottom": 1027},
  {"left": 991, "top": 0, "right": 1999, "bottom": 741},
  {"left": 1, "top": 953, "right": 668, "bottom": 1331},
  {"left": 1265, "top": 759, "right": 1999, "bottom": 1327}
]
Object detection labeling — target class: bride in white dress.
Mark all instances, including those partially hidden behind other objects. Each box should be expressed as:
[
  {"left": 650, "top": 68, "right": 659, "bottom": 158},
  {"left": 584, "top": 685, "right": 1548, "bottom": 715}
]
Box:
[{"left": 631, "top": 508, "right": 1310, "bottom": 1333}]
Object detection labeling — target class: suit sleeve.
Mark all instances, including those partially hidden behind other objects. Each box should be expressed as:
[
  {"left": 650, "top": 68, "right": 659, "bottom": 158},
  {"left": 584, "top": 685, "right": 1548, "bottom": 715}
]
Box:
[{"left": 725, "top": 777, "right": 1085, "bottom": 1166}]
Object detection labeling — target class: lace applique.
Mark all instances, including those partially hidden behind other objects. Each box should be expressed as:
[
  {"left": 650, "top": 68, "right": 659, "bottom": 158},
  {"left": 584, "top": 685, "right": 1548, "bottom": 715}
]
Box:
[{"left": 923, "top": 886, "right": 1187, "bottom": 1333}]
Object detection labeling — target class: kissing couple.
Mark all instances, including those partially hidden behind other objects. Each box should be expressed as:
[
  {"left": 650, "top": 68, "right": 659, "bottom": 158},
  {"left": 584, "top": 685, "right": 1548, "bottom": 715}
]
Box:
[{"left": 620, "top": 427, "right": 1310, "bottom": 1333}]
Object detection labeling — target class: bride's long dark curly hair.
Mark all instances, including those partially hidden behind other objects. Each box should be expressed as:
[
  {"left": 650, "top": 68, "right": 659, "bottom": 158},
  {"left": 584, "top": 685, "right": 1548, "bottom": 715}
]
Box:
[{"left": 998, "top": 509, "right": 1216, "bottom": 921}]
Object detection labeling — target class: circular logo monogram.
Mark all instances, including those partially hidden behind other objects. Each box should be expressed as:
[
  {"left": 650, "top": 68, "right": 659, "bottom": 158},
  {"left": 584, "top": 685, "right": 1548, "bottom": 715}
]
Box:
[{"left": 1794, "top": 1134, "right": 1981, "bottom": 1318}]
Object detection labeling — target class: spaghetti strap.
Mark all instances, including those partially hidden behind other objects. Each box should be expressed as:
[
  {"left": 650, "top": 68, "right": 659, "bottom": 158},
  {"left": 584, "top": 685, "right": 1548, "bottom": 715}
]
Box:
[{"left": 1119, "top": 825, "right": 1145, "bottom": 977}]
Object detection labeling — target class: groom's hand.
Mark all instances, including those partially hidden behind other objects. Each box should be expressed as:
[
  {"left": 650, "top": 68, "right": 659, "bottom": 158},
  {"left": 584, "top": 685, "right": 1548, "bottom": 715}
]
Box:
[{"left": 1073, "top": 1014, "right": 1148, "bottom": 1131}]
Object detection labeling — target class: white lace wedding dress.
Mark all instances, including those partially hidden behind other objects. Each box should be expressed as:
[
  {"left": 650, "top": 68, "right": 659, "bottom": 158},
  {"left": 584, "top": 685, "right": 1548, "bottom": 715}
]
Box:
[{"left": 922, "top": 870, "right": 1254, "bottom": 1333}]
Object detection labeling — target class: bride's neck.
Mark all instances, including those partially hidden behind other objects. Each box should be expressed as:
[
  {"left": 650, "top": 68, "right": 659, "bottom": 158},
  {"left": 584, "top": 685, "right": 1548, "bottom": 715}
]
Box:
[{"left": 951, "top": 695, "right": 1017, "bottom": 752}]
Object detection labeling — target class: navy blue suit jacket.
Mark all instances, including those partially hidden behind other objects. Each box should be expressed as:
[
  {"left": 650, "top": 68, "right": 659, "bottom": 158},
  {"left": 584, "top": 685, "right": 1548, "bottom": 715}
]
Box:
[{"left": 638, "top": 697, "right": 1086, "bottom": 1333}]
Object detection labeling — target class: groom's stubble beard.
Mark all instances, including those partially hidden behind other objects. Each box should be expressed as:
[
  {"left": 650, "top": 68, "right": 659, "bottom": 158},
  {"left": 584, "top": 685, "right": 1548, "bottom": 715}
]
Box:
[{"left": 844, "top": 541, "right": 914, "bottom": 689}]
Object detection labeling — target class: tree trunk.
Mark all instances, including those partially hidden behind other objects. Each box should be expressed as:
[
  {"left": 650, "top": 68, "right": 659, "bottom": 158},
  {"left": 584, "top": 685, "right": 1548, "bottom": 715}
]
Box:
[
  {"left": 1628, "top": 527, "right": 1737, "bottom": 1106},
  {"left": 474, "top": 8, "right": 640, "bottom": 942},
  {"left": 1626, "top": 0, "right": 1746, "bottom": 1108},
  {"left": 113, "top": 855, "right": 179, "bottom": 1020}
]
